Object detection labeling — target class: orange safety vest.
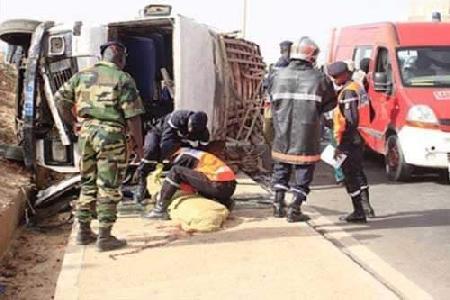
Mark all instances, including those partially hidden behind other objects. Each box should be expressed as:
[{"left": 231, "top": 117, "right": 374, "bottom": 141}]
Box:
[
  {"left": 173, "top": 148, "right": 236, "bottom": 182},
  {"left": 333, "top": 81, "right": 369, "bottom": 145}
]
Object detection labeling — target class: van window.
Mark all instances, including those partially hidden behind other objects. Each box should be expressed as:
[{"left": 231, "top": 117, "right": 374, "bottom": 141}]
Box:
[
  {"left": 353, "top": 46, "right": 372, "bottom": 69},
  {"left": 397, "top": 47, "right": 450, "bottom": 87},
  {"left": 375, "top": 47, "right": 392, "bottom": 83}
]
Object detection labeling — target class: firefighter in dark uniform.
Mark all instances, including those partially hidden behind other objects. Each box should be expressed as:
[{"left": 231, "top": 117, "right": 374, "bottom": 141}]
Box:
[
  {"left": 134, "top": 110, "right": 209, "bottom": 203},
  {"left": 275, "top": 40, "right": 293, "bottom": 68},
  {"left": 270, "top": 37, "right": 337, "bottom": 222},
  {"left": 328, "top": 61, "right": 375, "bottom": 223}
]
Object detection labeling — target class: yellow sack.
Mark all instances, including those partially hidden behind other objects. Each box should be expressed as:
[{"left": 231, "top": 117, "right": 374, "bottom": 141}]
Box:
[
  {"left": 146, "top": 163, "right": 164, "bottom": 197},
  {"left": 169, "top": 195, "right": 230, "bottom": 232}
]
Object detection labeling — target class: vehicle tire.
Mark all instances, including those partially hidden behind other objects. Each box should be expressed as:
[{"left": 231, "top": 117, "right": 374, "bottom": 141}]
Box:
[
  {"left": 0, "top": 19, "right": 41, "bottom": 46},
  {"left": 385, "top": 135, "right": 413, "bottom": 181}
]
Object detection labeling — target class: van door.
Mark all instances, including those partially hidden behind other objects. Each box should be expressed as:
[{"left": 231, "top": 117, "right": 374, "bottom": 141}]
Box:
[
  {"left": 368, "top": 46, "right": 397, "bottom": 153},
  {"left": 173, "top": 15, "right": 216, "bottom": 131}
]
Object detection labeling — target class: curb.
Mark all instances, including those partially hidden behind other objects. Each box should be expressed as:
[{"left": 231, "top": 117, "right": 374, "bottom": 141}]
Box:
[
  {"left": 53, "top": 222, "right": 84, "bottom": 300},
  {"left": 0, "top": 187, "right": 28, "bottom": 259},
  {"left": 306, "top": 207, "right": 433, "bottom": 300}
]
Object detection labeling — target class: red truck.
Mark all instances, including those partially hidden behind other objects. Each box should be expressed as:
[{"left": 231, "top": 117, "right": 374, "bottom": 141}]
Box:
[{"left": 328, "top": 22, "right": 450, "bottom": 181}]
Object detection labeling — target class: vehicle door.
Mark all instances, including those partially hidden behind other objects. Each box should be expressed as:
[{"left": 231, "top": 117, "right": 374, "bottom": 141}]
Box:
[{"left": 368, "top": 46, "right": 398, "bottom": 153}]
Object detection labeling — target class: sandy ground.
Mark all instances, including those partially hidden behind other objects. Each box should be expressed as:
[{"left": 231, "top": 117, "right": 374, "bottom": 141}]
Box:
[
  {"left": 0, "top": 213, "right": 72, "bottom": 300},
  {"left": 0, "top": 62, "right": 71, "bottom": 300}
]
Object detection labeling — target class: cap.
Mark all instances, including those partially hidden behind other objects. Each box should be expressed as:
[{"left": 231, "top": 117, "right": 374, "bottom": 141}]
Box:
[
  {"left": 279, "top": 40, "right": 293, "bottom": 50},
  {"left": 189, "top": 111, "right": 208, "bottom": 132},
  {"left": 100, "top": 41, "right": 127, "bottom": 55},
  {"left": 327, "top": 61, "right": 349, "bottom": 77}
]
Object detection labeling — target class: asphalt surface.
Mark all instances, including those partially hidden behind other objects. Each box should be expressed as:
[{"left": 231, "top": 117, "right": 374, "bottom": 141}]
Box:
[{"left": 307, "top": 156, "right": 450, "bottom": 299}]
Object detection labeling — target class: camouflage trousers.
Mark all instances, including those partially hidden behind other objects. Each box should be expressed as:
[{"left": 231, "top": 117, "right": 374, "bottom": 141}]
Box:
[{"left": 76, "top": 120, "right": 127, "bottom": 228}]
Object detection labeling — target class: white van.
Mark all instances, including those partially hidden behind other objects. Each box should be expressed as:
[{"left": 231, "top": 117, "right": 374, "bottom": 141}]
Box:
[{"left": 0, "top": 4, "right": 265, "bottom": 175}]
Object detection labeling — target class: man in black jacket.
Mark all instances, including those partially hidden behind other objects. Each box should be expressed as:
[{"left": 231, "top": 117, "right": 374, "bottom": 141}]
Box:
[
  {"left": 134, "top": 110, "right": 209, "bottom": 203},
  {"left": 269, "top": 36, "right": 337, "bottom": 222},
  {"left": 328, "top": 61, "right": 374, "bottom": 223}
]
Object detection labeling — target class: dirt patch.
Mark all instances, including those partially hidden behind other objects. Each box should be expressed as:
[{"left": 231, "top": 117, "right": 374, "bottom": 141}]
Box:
[
  {"left": 0, "top": 62, "right": 17, "bottom": 145},
  {"left": 0, "top": 213, "right": 72, "bottom": 300},
  {"left": 0, "top": 61, "right": 30, "bottom": 226}
]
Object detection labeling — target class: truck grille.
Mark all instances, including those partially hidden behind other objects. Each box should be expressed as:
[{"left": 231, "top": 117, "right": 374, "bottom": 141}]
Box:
[{"left": 46, "top": 58, "right": 76, "bottom": 92}]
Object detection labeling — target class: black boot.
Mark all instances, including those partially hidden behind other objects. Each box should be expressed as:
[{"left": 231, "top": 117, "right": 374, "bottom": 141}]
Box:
[
  {"left": 286, "top": 194, "right": 310, "bottom": 223},
  {"left": 96, "top": 226, "right": 127, "bottom": 252},
  {"left": 76, "top": 222, "right": 97, "bottom": 245},
  {"left": 142, "top": 183, "right": 178, "bottom": 220},
  {"left": 341, "top": 196, "right": 367, "bottom": 223},
  {"left": 273, "top": 190, "right": 286, "bottom": 218},
  {"left": 361, "top": 188, "right": 375, "bottom": 218},
  {"left": 133, "top": 176, "right": 149, "bottom": 204},
  {"left": 133, "top": 162, "right": 154, "bottom": 204}
]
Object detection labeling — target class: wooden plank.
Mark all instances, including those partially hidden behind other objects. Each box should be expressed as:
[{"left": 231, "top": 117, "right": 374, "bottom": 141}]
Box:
[{"left": 227, "top": 58, "right": 265, "bottom": 67}]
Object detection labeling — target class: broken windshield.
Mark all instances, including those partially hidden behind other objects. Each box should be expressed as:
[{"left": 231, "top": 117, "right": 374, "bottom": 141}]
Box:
[{"left": 397, "top": 47, "right": 450, "bottom": 87}]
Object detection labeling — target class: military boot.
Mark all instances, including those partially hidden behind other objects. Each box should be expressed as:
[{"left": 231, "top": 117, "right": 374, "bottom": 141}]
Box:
[
  {"left": 133, "top": 161, "right": 154, "bottom": 204},
  {"left": 361, "top": 188, "right": 375, "bottom": 218},
  {"left": 96, "top": 226, "right": 127, "bottom": 252},
  {"left": 341, "top": 196, "right": 367, "bottom": 223},
  {"left": 76, "top": 222, "right": 97, "bottom": 245},
  {"left": 133, "top": 176, "right": 149, "bottom": 204},
  {"left": 286, "top": 193, "right": 310, "bottom": 223},
  {"left": 142, "top": 183, "right": 178, "bottom": 220},
  {"left": 273, "top": 190, "right": 286, "bottom": 218}
]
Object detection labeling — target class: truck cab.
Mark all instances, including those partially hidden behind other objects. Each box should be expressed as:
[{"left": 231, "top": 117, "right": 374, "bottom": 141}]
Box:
[
  {"left": 328, "top": 22, "right": 450, "bottom": 181},
  {"left": 0, "top": 4, "right": 265, "bottom": 176}
]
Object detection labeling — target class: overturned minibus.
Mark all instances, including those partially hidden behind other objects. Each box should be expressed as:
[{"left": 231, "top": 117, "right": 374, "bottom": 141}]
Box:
[{"left": 0, "top": 4, "right": 266, "bottom": 177}]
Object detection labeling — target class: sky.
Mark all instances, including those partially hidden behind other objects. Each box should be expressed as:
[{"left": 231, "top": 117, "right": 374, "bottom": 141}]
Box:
[{"left": 0, "top": 0, "right": 419, "bottom": 63}]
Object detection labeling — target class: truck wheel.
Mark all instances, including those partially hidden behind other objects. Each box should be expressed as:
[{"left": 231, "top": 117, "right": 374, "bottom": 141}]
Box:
[
  {"left": 0, "top": 19, "right": 41, "bottom": 46},
  {"left": 385, "top": 135, "right": 413, "bottom": 181}
]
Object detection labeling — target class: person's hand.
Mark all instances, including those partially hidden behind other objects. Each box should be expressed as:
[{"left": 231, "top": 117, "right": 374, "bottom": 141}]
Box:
[{"left": 334, "top": 147, "right": 343, "bottom": 160}]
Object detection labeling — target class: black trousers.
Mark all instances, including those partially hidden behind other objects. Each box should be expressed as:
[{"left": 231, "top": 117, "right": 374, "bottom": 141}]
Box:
[
  {"left": 165, "top": 165, "right": 236, "bottom": 209},
  {"left": 272, "top": 162, "right": 316, "bottom": 201},
  {"left": 340, "top": 144, "right": 368, "bottom": 197}
]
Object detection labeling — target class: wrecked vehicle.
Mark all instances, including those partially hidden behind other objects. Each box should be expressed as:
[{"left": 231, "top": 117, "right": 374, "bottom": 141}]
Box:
[{"left": 0, "top": 4, "right": 266, "bottom": 178}]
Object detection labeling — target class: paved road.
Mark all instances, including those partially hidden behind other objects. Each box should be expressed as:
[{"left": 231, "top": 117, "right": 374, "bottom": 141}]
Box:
[{"left": 307, "top": 156, "right": 450, "bottom": 299}]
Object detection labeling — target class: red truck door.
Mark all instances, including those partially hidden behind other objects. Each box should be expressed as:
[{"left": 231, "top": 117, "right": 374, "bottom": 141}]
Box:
[{"left": 367, "top": 46, "right": 398, "bottom": 153}]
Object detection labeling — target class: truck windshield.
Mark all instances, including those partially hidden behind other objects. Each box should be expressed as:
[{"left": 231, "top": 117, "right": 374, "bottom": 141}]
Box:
[{"left": 397, "top": 47, "right": 450, "bottom": 87}]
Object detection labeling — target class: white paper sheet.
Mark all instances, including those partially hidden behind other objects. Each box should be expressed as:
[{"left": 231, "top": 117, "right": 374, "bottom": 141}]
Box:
[{"left": 321, "top": 144, "right": 347, "bottom": 169}]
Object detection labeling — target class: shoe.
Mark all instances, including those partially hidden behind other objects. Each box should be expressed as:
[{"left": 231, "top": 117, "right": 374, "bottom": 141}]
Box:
[
  {"left": 76, "top": 222, "right": 97, "bottom": 245},
  {"left": 286, "top": 193, "right": 310, "bottom": 222},
  {"left": 96, "top": 227, "right": 127, "bottom": 252},
  {"left": 340, "top": 196, "right": 367, "bottom": 223},
  {"left": 142, "top": 182, "right": 177, "bottom": 220},
  {"left": 273, "top": 190, "right": 286, "bottom": 218},
  {"left": 361, "top": 189, "right": 375, "bottom": 218}
]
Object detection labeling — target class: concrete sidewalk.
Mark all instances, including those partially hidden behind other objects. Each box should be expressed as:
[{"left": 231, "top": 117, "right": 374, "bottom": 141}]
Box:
[{"left": 54, "top": 176, "right": 397, "bottom": 300}]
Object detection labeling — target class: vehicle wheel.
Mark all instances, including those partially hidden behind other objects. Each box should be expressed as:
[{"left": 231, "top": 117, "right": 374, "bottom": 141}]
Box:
[
  {"left": 0, "top": 19, "right": 41, "bottom": 46},
  {"left": 385, "top": 135, "right": 413, "bottom": 181}
]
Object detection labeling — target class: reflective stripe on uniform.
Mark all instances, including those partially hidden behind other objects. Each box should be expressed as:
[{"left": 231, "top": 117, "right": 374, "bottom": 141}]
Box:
[
  {"left": 349, "top": 190, "right": 361, "bottom": 197},
  {"left": 290, "top": 188, "right": 307, "bottom": 196},
  {"left": 272, "top": 151, "right": 321, "bottom": 164},
  {"left": 339, "top": 97, "right": 358, "bottom": 104},
  {"left": 165, "top": 177, "right": 180, "bottom": 188},
  {"left": 271, "top": 93, "right": 322, "bottom": 102},
  {"left": 274, "top": 184, "right": 289, "bottom": 191}
]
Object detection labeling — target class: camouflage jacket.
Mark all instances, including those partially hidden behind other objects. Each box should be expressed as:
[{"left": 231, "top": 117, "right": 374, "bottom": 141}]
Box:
[{"left": 54, "top": 61, "right": 145, "bottom": 127}]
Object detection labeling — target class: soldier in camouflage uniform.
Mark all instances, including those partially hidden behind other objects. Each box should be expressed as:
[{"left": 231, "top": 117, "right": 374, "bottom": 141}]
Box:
[{"left": 55, "top": 41, "right": 145, "bottom": 252}]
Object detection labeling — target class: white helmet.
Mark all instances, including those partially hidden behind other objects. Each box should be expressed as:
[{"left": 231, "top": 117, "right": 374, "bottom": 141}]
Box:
[{"left": 290, "top": 36, "right": 320, "bottom": 63}]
